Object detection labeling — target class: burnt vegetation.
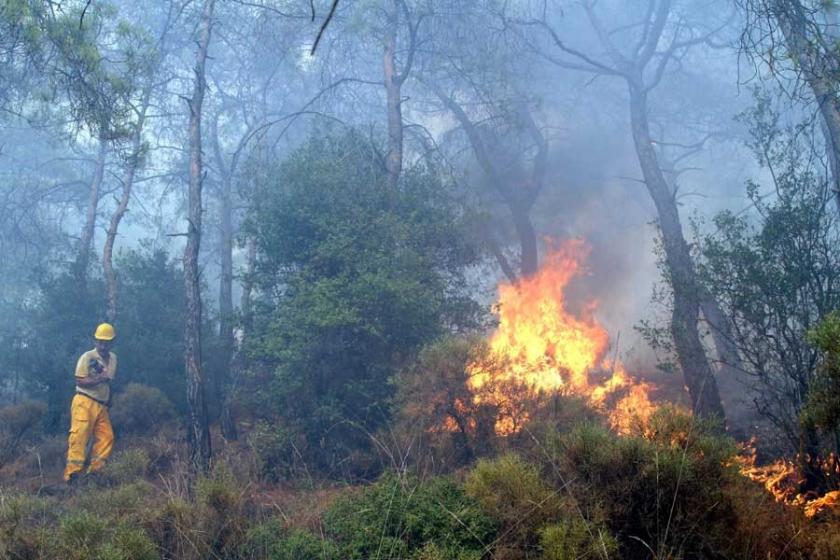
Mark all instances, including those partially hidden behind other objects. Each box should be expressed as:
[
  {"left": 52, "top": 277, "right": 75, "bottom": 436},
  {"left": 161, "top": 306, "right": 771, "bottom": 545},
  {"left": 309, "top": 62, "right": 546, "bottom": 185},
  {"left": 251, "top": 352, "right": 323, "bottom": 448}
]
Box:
[{"left": 3, "top": 0, "right": 840, "bottom": 558}]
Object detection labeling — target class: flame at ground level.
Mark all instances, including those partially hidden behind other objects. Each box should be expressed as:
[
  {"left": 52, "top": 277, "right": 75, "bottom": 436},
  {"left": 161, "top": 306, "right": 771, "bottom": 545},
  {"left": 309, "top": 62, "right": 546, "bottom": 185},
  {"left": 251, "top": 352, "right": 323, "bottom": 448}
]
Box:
[
  {"left": 739, "top": 445, "right": 840, "bottom": 519},
  {"left": 468, "top": 239, "right": 656, "bottom": 434}
]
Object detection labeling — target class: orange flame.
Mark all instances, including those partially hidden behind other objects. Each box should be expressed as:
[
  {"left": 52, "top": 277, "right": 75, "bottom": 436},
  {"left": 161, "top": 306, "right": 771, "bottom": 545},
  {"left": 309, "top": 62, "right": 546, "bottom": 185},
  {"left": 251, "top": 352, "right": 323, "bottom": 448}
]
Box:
[
  {"left": 468, "top": 239, "right": 656, "bottom": 434},
  {"left": 739, "top": 443, "right": 840, "bottom": 518}
]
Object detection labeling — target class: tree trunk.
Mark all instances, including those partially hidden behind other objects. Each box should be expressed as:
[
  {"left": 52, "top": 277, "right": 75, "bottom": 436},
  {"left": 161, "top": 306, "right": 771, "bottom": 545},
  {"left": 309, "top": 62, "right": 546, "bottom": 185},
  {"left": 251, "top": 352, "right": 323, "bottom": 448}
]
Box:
[
  {"left": 209, "top": 112, "right": 240, "bottom": 442},
  {"left": 383, "top": 0, "right": 403, "bottom": 193},
  {"left": 103, "top": 91, "right": 151, "bottom": 323},
  {"left": 184, "top": 0, "right": 215, "bottom": 472},
  {"left": 241, "top": 236, "right": 257, "bottom": 335},
  {"left": 77, "top": 137, "right": 107, "bottom": 281},
  {"left": 699, "top": 295, "right": 761, "bottom": 437},
  {"left": 217, "top": 173, "right": 237, "bottom": 440},
  {"left": 511, "top": 202, "right": 538, "bottom": 278},
  {"left": 628, "top": 83, "right": 726, "bottom": 422},
  {"left": 799, "top": 419, "right": 827, "bottom": 494},
  {"left": 773, "top": 0, "right": 840, "bottom": 212},
  {"left": 430, "top": 86, "right": 543, "bottom": 280}
]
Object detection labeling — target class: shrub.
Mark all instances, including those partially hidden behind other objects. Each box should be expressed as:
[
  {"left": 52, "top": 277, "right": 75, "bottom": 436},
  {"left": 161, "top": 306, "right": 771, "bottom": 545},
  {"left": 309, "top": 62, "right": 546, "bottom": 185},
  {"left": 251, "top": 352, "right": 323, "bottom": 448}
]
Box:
[
  {"left": 541, "top": 409, "right": 744, "bottom": 559},
  {"left": 0, "top": 493, "right": 58, "bottom": 559},
  {"left": 247, "top": 420, "right": 300, "bottom": 481},
  {"left": 393, "top": 337, "right": 500, "bottom": 470},
  {"left": 465, "top": 454, "right": 562, "bottom": 553},
  {"left": 75, "top": 481, "right": 159, "bottom": 526},
  {"left": 195, "top": 464, "right": 249, "bottom": 555},
  {"left": 539, "top": 522, "right": 617, "bottom": 560},
  {"left": 0, "top": 400, "right": 47, "bottom": 469},
  {"left": 102, "top": 448, "right": 151, "bottom": 484},
  {"left": 98, "top": 523, "right": 159, "bottom": 560},
  {"left": 56, "top": 511, "right": 159, "bottom": 560},
  {"left": 324, "top": 472, "right": 495, "bottom": 559},
  {"left": 59, "top": 511, "right": 109, "bottom": 560},
  {"left": 411, "top": 541, "right": 483, "bottom": 560},
  {"left": 110, "top": 384, "right": 176, "bottom": 436},
  {"left": 17, "top": 434, "right": 66, "bottom": 477},
  {"left": 243, "top": 519, "right": 337, "bottom": 560}
]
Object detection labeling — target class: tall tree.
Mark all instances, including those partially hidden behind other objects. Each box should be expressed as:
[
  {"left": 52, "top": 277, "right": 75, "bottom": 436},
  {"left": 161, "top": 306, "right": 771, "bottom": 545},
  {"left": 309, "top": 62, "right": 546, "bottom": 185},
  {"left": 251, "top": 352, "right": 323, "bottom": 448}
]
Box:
[
  {"left": 184, "top": 0, "right": 215, "bottom": 471},
  {"left": 523, "top": 0, "right": 726, "bottom": 419},
  {"left": 740, "top": 0, "right": 840, "bottom": 212},
  {"left": 103, "top": 88, "right": 151, "bottom": 323},
  {"left": 382, "top": 0, "right": 417, "bottom": 192},
  {"left": 419, "top": 2, "right": 548, "bottom": 280},
  {"left": 429, "top": 85, "right": 546, "bottom": 280},
  {"left": 77, "top": 137, "right": 107, "bottom": 279}
]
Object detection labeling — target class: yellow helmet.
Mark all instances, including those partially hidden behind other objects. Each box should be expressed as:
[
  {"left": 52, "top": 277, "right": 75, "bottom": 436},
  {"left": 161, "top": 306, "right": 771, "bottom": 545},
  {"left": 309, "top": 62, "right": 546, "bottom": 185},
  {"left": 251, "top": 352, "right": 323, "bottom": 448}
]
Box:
[{"left": 94, "top": 323, "right": 116, "bottom": 341}]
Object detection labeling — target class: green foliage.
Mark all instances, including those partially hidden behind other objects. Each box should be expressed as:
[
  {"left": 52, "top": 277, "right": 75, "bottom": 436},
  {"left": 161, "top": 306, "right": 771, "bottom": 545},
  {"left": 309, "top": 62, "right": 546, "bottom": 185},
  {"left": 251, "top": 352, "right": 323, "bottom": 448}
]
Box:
[
  {"left": 243, "top": 519, "right": 338, "bottom": 560},
  {"left": 0, "top": 248, "right": 192, "bottom": 433},
  {"left": 465, "top": 454, "right": 562, "bottom": 552},
  {"left": 75, "top": 481, "right": 158, "bottom": 525},
  {"left": 102, "top": 449, "right": 151, "bottom": 485},
  {"left": 803, "top": 311, "right": 840, "bottom": 433},
  {"left": 393, "top": 336, "right": 499, "bottom": 468},
  {"left": 542, "top": 408, "right": 740, "bottom": 559},
  {"left": 246, "top": 420, "right": 300, "bottom": 481},
  {"left": 113, "top": 249, "right": 188, "bottom": 412},
  {"left": 0, "top": 493, "right": 56, "bottom": 559},
  {"left": 411, "top": 541, "right": 482, "bottom": 560},
  {"left": 15, "top": 270, "right": 105, "bottom": 430},
  {"left": 59, "top": 512, "right": 108, "bottom": 559},
  {"left": 697, "top": 94, "right": 840, "bottom": 451},
  {"left": 57, "top": 510, "right": 158, "bottom": 560},
  {"left": 110, "top": 383, "right": 177, "bottom": 436},
  {"left": 195, "top": 464, "right": 242, "bottom": 514},
  {"left": 98, "top": 524, "right": 159, "bottom": 560},
  {"left": 246, "top": 130, "right": 482, "bottom": 474},
  {"left": 324, "top": 472, "right": 495, "bottom": 559},
  {"left": 539, "top": 521, "right": 617, "bottom": 560}
]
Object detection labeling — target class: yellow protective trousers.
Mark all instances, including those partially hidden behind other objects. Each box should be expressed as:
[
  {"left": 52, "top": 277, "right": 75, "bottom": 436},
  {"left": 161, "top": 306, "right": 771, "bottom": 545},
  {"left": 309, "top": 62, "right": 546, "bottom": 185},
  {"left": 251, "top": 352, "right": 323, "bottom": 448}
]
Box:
[{"left": 64, "top": 393, "right": 114, "bottom": 480}]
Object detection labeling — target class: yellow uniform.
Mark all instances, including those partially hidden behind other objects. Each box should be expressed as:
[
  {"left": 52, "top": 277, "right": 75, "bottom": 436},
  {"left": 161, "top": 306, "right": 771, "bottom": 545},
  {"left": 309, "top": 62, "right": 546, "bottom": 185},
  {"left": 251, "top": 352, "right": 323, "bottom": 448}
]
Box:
[{"left": 64, "top": 349, "right": 117, "bottom": 481}]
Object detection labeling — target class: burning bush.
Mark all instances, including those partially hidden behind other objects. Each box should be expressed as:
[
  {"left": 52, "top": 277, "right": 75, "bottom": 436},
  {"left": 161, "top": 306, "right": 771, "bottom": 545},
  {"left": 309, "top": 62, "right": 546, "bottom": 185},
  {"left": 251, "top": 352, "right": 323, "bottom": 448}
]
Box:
[
  {"left": 461, "top": 240, "right": 655, "bottom": 436},
  {"left": 393, "top": 336, "right": 502, "bottom": 468}
]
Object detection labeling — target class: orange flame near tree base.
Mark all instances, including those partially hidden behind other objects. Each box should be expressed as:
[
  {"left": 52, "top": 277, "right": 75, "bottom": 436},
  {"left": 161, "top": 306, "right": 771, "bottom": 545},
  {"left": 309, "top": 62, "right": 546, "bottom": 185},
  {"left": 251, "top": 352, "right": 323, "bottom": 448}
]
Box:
[
  {"left": 739, "top": 444, "right": 840, "bottom": 519},
  {"left": 468, "top": 239, "right": 656, "bottom": 435}
]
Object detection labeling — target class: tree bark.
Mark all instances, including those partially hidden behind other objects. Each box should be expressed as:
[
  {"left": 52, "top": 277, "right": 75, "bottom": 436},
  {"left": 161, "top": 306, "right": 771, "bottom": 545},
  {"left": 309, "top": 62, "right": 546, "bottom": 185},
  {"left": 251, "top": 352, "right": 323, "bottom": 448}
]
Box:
[
  {"left": 77, "top": 136, "right": 107, "bottom": 281},
  {"left": 217, "top": 172, "right": 237, "bottom": 440},
  {"left": 772, "top": 0, "right": 840, "bottom": 212},
  {"left": 430, "top": 85, "right": 544, "bottom": 279},
  {"left": 209, "top": 113, "right": 240, "bottom": 441},
  {"left": 511, "top": 202, "right": 538, "bottom": 278},
  {"left": 103, "top": 90, "right": 151, "bottom": 323},
  {"left": 184, "top": 0, "right": 215, "bottom": 472},
  {"left": 629, "top": 83, "right": 726, "bottom": 421},
  {"left": 241, "top": 235, "right": 257, "bottom": 335},
  {"left": 383, "top": 0, "right": 403, "bottom": 193}
]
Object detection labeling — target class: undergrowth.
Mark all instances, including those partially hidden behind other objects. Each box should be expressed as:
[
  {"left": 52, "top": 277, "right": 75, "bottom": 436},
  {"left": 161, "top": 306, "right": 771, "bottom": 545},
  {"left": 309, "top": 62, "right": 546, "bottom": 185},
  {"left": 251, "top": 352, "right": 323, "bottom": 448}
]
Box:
[{"left": 0, "top": 400, "right": 836, "bottom": 559}]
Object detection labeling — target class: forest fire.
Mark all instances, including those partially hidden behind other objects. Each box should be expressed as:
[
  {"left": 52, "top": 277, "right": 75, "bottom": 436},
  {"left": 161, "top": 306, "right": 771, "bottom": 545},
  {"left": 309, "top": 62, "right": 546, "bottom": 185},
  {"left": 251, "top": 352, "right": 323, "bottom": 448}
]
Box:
[
  {"left": 468, "top": 239, "right": 656, "bottom": 434},
  {"left": 739, "top": 445, "right": 840, "bottom": 519}
]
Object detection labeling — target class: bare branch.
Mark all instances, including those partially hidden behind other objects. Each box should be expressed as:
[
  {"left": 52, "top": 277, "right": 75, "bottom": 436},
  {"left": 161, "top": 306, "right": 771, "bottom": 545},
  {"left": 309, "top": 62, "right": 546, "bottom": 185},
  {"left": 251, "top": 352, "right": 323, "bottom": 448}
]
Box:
[{"left": 311, "top": 0, "right": 341, "bottom": 55}]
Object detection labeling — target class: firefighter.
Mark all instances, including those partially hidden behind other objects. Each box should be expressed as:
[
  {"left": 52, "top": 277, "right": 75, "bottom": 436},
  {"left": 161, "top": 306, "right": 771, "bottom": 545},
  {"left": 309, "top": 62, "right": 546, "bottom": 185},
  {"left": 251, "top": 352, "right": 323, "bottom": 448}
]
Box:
[{"left": 64, "top": 323, "right": 117, "bottom": 483}]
